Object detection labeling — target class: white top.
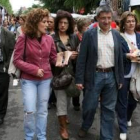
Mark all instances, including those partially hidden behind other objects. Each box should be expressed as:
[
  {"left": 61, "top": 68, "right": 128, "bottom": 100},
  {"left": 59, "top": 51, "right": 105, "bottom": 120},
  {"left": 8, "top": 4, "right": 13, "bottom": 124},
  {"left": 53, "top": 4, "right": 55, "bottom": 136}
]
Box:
[
  {"left": 124, "top": 32, "right": 138, "bottom": 78},
  {"left": 16, "top": 26, "right": 23, "bottom": 40}
]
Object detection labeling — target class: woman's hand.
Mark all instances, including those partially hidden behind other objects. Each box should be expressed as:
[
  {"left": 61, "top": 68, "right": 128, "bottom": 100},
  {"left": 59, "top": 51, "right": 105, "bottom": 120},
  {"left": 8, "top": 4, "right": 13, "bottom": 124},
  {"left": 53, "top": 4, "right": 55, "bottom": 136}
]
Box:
[
  {"left": 70, "top": 51, "right": 78, "bottom": 60},
  {"left": 37, "top": 69, "right": 44, "bottom": 77},
  {"left": 76, "top": 84, "right": 84, "bottom": 90}
]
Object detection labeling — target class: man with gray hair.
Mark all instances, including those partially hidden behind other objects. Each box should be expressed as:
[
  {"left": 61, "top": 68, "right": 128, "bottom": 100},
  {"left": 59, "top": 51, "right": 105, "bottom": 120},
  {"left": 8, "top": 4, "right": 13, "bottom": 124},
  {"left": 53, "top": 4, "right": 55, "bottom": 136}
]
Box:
[
  {"left": 0, "top": 12, "right": 15, "bottom": 125},
  {"left": 76, "top": 5, "right": 124, "bottom": 140}
]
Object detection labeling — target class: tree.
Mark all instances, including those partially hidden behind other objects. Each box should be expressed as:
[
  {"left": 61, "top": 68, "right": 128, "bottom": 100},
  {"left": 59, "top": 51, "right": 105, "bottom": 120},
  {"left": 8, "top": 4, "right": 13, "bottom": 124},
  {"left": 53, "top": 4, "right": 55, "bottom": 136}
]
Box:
[
  {"left": 64, "top": 0, "right": 99, "bottom": 13},
  {"left": 40, "top": 0, "right": 99, "bottom": 14},
  {"left": 40, "top": 0, "right": 74, "bottom": 13},
  {"left": 0, "top": 0, "right": 13, "bottom": 14}
]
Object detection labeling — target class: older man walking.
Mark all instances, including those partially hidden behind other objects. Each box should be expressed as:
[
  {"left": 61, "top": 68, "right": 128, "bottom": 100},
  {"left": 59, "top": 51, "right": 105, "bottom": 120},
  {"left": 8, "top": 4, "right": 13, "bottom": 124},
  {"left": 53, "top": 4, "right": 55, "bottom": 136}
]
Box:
[
  {"left": 0, "top": 12, "right": 15, "bottom": 125},
  {"left": 76, "top": 5, "right": 124, "bottom": 140}
]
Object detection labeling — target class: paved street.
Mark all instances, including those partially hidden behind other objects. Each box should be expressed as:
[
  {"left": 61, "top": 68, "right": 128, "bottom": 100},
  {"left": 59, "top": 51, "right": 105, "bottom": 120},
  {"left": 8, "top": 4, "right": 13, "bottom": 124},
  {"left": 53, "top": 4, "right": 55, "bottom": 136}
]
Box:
[{"left": 0, "top": 79, "right": 140, "bottom": 140}]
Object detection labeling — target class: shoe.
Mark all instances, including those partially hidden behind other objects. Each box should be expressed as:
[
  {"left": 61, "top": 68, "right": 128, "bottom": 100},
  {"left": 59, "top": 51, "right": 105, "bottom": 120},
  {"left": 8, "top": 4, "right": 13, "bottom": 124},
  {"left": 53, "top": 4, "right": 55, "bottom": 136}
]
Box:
[
  {"left": 120, "top": 133, "right": 127, "bottom": 140},
  {"left": 58, "top": 116, "right": 69, "bottom": 140},
  {"left": 78, "top": 128, "right": 87, "bottom": 138},
  {"left": 73, "top": 106, "right": 80, "bottom": 111},
  {"left": 0, "top": 118, "right": 4, "bottom": 125},
  {"left": 127, "top": 120, "right": 132, "bottom": 127}
]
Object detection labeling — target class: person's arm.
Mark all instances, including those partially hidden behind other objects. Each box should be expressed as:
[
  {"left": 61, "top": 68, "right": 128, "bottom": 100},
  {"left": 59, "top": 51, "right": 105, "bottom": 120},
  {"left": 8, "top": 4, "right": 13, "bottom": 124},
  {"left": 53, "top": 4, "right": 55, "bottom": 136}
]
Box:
[
  {"left": 75, "top": 31, "right": 89, "bottom": 88},
  {"left": 4, "top": 29, "right": 15, "bottom": 70},
  {"left": 118, "top": 35, "right": 124, "bottom": 88},
  {"left": 49, "top": 37, "right": 57, "bottom": 65}
]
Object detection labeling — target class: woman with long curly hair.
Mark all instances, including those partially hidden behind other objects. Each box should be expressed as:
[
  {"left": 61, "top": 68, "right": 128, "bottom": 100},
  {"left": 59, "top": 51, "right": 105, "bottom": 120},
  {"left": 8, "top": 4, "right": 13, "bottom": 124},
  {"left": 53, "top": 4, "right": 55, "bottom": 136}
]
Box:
[
  {"left": 13, "top": 8, "right": 57, "bottom": 140},
  {"left": 52, "top": 10, "right": 79, "bottom": 140}
]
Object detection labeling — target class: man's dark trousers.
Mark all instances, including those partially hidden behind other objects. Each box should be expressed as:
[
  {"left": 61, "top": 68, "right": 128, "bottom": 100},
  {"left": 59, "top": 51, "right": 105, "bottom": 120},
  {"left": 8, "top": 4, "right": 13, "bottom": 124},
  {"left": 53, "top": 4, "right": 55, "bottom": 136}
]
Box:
[
  {"left": 82, "top": 71, "right": 118, "bottom": 140},
  {"left": 0, "top": 72, "right": 10, "bottom": 120}
]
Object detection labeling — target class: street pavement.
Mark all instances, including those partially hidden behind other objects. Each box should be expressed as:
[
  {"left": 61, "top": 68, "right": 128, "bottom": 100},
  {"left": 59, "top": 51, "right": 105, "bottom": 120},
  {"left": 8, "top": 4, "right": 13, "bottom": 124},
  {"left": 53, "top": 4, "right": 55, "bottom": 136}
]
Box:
[{"left": 0, "top": 79, "right": 140, "bottom": 140}]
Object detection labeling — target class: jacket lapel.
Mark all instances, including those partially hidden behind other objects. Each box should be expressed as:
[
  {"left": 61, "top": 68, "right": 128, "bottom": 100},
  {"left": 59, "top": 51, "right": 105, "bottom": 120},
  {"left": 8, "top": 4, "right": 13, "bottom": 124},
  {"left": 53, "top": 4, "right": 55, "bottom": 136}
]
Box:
[
  {"left": 0, "top": 28, "right": 5, "bottom": 46},
  {"left": 136, "top": 32, "right": 140, "bottom": 49},
  {"left": 112, "top": 30, "right": 118, "bottom": 63},
  {"left": 91, "top": 28, "right": 98, "bottom": 56}
]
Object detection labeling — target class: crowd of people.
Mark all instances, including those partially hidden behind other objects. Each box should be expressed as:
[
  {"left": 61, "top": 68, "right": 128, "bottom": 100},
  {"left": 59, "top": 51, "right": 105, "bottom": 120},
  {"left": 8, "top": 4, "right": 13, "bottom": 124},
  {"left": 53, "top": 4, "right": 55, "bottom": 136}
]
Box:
[{"left": 0, "top": 4, "right": 140, "bottom": 140}]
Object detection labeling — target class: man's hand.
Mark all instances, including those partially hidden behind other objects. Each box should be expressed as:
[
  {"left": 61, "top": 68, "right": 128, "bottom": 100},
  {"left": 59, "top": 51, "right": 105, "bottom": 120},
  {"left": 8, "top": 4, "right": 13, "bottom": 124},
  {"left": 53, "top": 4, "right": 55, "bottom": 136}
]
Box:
[
  {"left": 118, "top": 84, "right": 123, "bottom": 89},
  {"left": 76, "top": 84, "right": 84, "bottom": 90}
]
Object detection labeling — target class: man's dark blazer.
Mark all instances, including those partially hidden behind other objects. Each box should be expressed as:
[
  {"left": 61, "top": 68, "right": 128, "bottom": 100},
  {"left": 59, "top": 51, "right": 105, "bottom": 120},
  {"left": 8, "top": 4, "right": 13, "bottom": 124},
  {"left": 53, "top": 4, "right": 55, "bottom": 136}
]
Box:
[
  {"left": 0, "top": 27, "right": 15, "bottom": 72},
  {"left": 121, "top": 32, "right": 140, "bottom": 75},
  {"left": 75, "top": 27, "right": 124, "bottom": 89}
]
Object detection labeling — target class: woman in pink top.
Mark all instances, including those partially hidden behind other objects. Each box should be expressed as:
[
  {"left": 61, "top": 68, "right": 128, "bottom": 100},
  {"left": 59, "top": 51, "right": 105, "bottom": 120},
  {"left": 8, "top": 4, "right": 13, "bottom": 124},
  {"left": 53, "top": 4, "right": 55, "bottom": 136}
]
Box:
[{"left": 13, "top": 8, "right": 56, "bottom": 140}]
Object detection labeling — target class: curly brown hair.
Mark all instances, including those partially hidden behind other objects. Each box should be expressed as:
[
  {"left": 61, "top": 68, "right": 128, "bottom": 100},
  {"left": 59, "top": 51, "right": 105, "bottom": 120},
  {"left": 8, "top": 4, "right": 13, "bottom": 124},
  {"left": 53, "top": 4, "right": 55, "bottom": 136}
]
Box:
[
  {"left": 54, "top": 10, "right": 74, "bottom": 35},
  {"left": 120, "top": 11, "right": 138, "bottom": 33},
  {"left": 25, "top": 8, "right": 49, "bottom": 38}
]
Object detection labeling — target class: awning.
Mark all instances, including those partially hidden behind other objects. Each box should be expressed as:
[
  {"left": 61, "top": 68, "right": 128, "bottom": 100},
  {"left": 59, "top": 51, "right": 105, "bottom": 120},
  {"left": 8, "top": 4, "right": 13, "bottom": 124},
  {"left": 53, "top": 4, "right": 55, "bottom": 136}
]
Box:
[{"left": 130, "top": 0, "right": 140, "bottom": 6}]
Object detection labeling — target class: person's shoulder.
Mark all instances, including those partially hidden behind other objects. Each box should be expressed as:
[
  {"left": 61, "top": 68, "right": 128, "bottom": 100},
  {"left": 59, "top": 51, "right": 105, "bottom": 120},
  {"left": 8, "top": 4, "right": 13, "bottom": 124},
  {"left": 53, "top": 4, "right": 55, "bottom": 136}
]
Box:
[
  {"left": 1, "top": 26, "right": 14, "bottom": 36},
  {"left": 136, "top": 32, "right": 140, "bottom": 37},
  {"left": 43, "top": 34, "right": 54, "bottom": 42}
]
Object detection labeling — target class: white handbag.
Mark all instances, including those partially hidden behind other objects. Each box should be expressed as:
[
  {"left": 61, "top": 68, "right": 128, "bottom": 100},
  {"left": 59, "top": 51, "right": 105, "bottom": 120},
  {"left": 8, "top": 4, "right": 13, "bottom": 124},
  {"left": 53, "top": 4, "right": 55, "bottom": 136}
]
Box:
[
  {"left": 130, "top": 64, "right": 140, "bottom": 101},
  {"left": 8, "top": 50, "right": 21, "bottom": 78},
  {"left": 8, "top": 35, "right": 27, "bottom": 79}
]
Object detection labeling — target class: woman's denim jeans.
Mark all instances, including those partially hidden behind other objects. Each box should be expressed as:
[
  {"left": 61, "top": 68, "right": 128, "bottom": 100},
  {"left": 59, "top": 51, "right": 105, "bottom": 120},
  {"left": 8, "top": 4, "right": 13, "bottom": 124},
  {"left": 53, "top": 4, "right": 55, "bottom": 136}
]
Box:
[{"left": 21, "top": 78, "right": 52, "bottom": 140}]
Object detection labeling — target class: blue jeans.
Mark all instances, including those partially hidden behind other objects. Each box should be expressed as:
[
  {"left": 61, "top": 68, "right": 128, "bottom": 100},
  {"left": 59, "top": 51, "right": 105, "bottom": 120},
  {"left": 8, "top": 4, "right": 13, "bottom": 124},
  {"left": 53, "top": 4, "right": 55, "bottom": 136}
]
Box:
[
  {"left": 82, "top": 71, "right": 117, "bottom": 140},
  {"left": 116, "top": 78, "right": 137, "bottom": 133},
  {"left": 21, "top": 78, "right": 52, "bottom": 140}
]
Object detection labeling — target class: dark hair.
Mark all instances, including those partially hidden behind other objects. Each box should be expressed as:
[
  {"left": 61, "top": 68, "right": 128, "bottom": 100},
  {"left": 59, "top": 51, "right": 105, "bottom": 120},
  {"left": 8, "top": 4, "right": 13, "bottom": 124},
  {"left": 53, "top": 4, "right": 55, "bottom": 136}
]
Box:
[
  {"left": 120, "top": 11, "right": 138, "bottom": 33},
  {"left": 54, "top": 10, "right": 74, "bottom": 35},
  {"left": 19, "top": 14, "right": 27, "bottom": 22},
  {"left": 25, "top": 8, "right": 49, "bottom": 38}
]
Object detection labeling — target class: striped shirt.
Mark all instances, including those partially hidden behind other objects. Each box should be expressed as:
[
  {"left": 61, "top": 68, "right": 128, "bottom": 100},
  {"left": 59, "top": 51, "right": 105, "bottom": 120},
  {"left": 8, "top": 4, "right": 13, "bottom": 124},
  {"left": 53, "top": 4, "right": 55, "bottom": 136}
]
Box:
[{"left": 97, "top": 27, "right": 114, "bottom": 68}]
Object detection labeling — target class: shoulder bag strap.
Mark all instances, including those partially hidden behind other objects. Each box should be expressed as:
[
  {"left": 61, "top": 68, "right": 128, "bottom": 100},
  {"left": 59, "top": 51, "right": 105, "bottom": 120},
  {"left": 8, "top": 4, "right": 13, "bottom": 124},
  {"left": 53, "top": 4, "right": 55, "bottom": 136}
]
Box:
[{"left": 23, "top": 35, "right": 27, "bottom": 61}]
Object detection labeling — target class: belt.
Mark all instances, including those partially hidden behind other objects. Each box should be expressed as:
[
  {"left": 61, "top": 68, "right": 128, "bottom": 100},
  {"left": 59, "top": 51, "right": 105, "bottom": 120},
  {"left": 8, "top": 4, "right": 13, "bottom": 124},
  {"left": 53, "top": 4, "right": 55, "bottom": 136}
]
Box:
[{"left": 96, "top": 67, "right": 113, "bottom": 72}]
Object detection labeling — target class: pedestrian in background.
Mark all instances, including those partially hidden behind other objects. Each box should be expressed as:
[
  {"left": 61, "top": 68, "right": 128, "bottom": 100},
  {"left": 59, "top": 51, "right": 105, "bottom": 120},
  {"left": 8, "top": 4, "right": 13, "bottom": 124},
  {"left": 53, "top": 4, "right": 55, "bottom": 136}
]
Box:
[
  {"left": 13, "top": 8, "right": 56, "bottom": 140},
  {"left": 116, "top": 11, "right": 140, "bottom": 140},
  {"left": 0, "top": 12, "right": 15, "bottom": 125},
  {"left": 2, "top": 19, "right": 9, "bottom": 29},
  {"left": 16, "top": 14, "right": 26, "bottom": 40},
  {"left": 47, "top": 16, "right": 55, "bottom": 35},
  {"left": 76, "top": 5, "right": 124, "bottom": 140},
  {"left": 8, "top": 17, "right": 18, "bottom": 35}
]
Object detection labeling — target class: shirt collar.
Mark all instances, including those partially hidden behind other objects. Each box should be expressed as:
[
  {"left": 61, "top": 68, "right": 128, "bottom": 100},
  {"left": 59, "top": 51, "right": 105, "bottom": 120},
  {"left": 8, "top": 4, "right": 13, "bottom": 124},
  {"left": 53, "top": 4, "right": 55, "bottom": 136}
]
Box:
[{"left": 98, "top": 25, "right": 112, "bottom": 34}]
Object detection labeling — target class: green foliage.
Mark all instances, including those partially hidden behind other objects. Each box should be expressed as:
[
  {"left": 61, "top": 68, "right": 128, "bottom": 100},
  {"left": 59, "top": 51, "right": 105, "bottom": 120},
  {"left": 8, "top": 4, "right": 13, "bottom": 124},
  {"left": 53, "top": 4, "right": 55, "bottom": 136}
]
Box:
[
  {"left": 0, "top": 0, "right": 13, "bottom": 14},
  {"left": 40, "top": 0, "right": 99, "bottom": 13}
]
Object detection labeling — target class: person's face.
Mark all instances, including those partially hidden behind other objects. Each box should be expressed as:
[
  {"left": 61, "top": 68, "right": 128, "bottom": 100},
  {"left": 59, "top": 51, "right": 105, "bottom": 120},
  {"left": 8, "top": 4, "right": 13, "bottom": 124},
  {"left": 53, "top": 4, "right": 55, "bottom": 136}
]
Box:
[
  {"left": 58, "top": 18, "right": 69, "bottom": 33},
  {"left": 97, "top": 12, "right": 112, "bottom": 32},
  {"left": 124, "top": 16, "right": 136, "bottom": 33},
  {"left": 19, "top": 18, "right": 25, "bottom": 25},
  {"left": 81, "top": 23, "right": 90, "bottom": 33},
  {"left": 47, "top": 17, "right": 54, "bottom": 30},
  {"left": 11, "top": 19, "right": 16, "bottom": 25},
  {"left": 3, "top": 20, "right": 8, "bottom": 26},
  {"left": 37, "top": 16, "right": 48, "bottom": 35}
]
